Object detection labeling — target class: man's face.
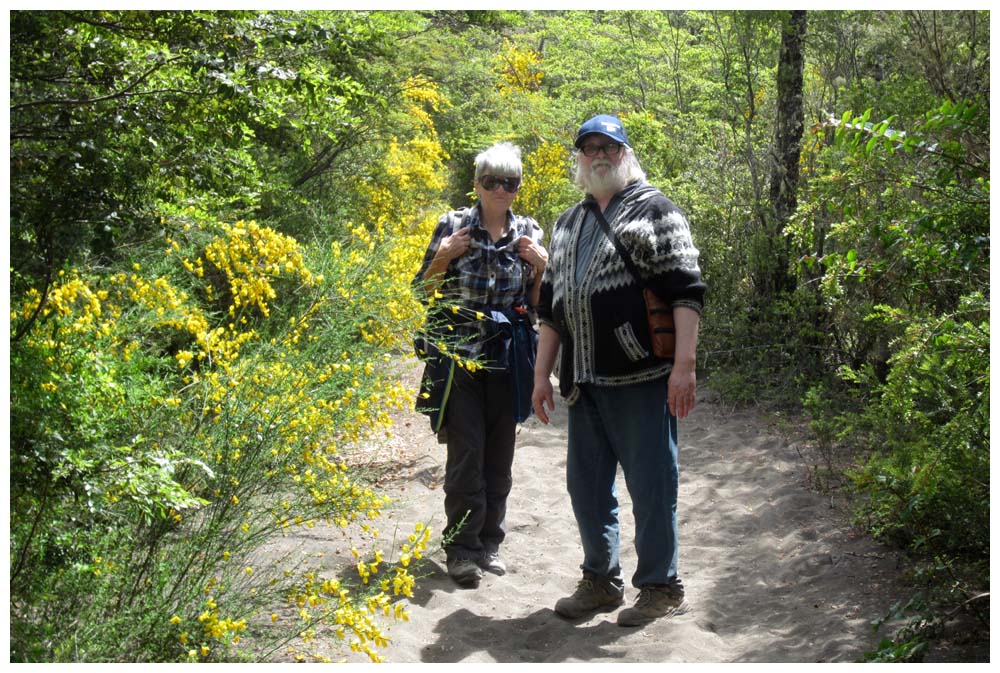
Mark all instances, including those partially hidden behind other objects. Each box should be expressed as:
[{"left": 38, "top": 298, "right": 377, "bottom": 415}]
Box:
[{"left": 578, "top": 134, "right": 627, "bottom": 194}]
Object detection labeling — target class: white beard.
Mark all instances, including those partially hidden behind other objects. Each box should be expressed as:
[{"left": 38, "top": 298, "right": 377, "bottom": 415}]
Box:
[{"left": 580, "top": 158, "right": 630, "bottom": 196}]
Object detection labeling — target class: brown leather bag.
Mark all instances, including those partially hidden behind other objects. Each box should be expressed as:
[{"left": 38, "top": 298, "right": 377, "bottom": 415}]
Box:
[
  {"left": 588, "top": 203, "right": 675, "bottom": 360},
  {"left": 643, "top": 287, "right": 675, "bottom": 359}
]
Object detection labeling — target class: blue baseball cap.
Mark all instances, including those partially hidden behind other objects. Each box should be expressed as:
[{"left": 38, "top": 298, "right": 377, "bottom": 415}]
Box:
[{"left": 574, "top": 114, "right": 630, "bottom": 148}]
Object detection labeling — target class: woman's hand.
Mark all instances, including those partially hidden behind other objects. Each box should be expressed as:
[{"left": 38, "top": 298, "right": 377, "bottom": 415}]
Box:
[
  {"left": 516, "top": 235, "right": 548, "bottom": 275},
  {"left": 438, "top": 226, "right": 472, "bottom": 262}
]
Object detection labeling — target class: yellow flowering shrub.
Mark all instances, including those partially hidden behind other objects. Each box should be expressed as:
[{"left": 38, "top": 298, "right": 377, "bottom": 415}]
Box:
[
  {"left": 188, "top": 220, "right": 316, "bottom": 318},
  {"left": 515, "top": 140, "right": 578, "bottom": 234},
  {"left": 281, "top": 521, "right": 432, "bottom": 663},
  {"left": 9, "top": 212, "right": 435, "bottom": 661},
  {"left": 344, "top": 77, "right": 451, "bottom": 352},
  {"left": 493, "top": 41, "right": 544, "bottom": 94}
]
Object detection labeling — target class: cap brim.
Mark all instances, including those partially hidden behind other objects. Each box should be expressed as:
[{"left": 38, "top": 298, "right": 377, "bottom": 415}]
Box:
[
  {"left": 574, "top": 132, "right": 609, "bottom": 148},
  {"left": 574, "top": 132, "right": 627, "bottom": 149}
]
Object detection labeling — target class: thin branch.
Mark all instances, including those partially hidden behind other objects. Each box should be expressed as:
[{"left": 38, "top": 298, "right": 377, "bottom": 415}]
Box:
[{"left": 11, "top": 56, "right": 184, "bottom": 112}]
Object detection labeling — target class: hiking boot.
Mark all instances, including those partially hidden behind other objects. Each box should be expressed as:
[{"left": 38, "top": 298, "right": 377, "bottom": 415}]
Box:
[
  {"left": 447, "top": 557, "right": 483, "bottom": 587},
  {"left": 478, "top": 547, "right": 507, "bottom": 576},
  {"left": 617, "top": 584, "right": 690, "bottom": 627},
  {"left": 554, "top": 574, "right": 625, "bottom": 619}
]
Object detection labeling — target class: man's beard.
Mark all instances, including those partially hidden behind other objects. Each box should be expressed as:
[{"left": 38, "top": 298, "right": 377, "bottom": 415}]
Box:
[{"left": 579, "top": 157, "right": 630, "bottom": 196}]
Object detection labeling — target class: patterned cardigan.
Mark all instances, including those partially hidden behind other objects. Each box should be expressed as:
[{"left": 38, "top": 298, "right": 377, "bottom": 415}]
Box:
[{"left": 537, "top": 181, "right": 706, "bottom": 400}]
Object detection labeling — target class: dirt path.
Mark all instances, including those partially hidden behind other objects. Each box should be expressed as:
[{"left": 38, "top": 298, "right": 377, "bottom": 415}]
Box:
[{"left": 279, "top": 363, "right": 913, "bottom": 663}]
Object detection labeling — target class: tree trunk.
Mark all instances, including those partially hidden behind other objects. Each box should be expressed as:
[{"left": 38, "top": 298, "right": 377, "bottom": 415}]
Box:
[{"left": 765, "top": 9, "right": 807, "bottom": 296}]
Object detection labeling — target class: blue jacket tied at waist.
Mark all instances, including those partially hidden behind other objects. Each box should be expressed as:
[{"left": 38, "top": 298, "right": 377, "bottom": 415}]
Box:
[{"left": 415, "top": 306, "right": 538, "bottom": 432}]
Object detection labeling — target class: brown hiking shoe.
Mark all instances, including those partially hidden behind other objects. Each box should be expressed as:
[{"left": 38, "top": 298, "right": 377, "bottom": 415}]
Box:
[
  {"left": 617, "top": 584, "right": 690, "bottom": 627},
  {"left": 554, "top": 575, "right": 625, "bottom": 619}
]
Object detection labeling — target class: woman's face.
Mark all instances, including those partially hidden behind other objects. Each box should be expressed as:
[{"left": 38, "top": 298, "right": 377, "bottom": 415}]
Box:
[{"left": 474, "top": 172, "right": 520, "bottom": 210}]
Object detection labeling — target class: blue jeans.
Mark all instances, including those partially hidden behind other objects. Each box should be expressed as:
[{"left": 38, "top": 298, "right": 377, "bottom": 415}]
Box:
[{"left": 567, "top": 377, "right": 680, "bottom": 589}]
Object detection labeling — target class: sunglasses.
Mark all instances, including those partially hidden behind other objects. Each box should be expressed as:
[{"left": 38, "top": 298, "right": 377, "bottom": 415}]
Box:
[
  {"left": 580, "top": 142, "right": 624, "bottom": 158},
  {"left": 479, "top": 175, "right": 521, "bottom": 193}
]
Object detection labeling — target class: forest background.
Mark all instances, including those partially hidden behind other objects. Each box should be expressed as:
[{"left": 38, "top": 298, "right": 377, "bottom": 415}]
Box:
[{"left": 8, "top": 9, "right": 989, "bottom": 663}]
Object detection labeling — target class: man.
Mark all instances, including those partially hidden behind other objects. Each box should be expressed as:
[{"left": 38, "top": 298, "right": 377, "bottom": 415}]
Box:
[{"left": 531, "top": 114, "right": 706, "bottom": 626}]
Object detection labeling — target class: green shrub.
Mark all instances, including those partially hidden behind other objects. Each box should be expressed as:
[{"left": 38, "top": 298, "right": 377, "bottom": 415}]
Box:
[
  {"left": 846, "top": 295, "right": 989, "bottom": 556},
  {"left": 9, "top": 217, "right": 433, "bottom": 662}
]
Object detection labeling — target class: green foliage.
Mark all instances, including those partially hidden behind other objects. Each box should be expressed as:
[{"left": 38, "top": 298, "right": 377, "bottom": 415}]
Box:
[
  {"left": 10, "top": 10, "right": 449, "bottom": 662},
  {"left": 704, "top": 286, "right": 830, "bottom": 406},
  {"left": 863, "top": 556, "right": 989, "bottom": 662},
  {"left": 9, "top": 221, "right": 431, "bottom": 662},
  {"left": 793, "top": 92, "right": 988, "bottom": 650},
  {"left": 10, "top": 10, "right": 407, "bottom": 293},
  {"left": 844, "top": 297, "right": 989, "bottom": 555},
  {"left": 10, "top": 8, "right": 991, "bottom": 661},
  {"left": 863, "top": 595, "right": 935, "bottom": 662}
]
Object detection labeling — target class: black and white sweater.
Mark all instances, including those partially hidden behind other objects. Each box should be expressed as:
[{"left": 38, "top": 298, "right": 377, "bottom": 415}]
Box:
[{"left": 537, "top": 181, "right": 706, "bottom": 399}]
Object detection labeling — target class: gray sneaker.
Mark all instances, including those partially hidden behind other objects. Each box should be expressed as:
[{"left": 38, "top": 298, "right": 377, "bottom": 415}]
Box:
[
  {"left": 478, "top": 548, "right": 507, "bottom": 576},
  {"left": 447, "top": 557, "right": 483, "bottom": 587},
  {"left": 554, "top": 575, "right": 625, "bottom": 619},
  {"left": 617, "top": 584, "right": 690, "bottom": 627}
]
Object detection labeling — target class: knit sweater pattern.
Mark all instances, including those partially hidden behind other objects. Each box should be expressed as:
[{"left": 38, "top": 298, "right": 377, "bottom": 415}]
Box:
[{"left": 538, "top": 181, "right": 706, "bottom": 395}]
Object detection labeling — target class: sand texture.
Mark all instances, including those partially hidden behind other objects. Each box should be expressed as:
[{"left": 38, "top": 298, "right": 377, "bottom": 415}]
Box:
[{"left": 306, "top": 371, "right": 915, "bottom": 664}]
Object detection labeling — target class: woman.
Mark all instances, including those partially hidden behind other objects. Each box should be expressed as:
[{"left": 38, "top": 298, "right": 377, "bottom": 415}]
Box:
[{"left": 413, "top": 142, "right": 547, "bottom": 588}]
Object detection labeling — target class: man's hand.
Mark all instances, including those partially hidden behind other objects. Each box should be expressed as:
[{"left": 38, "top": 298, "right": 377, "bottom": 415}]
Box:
[
  {"left": 532, "top": 325, "right": 560, "bottom": 425},
  {"left": 667, "top": 362, "right": 697, "bottom": 420},
  {"left": 532, "top": 377, "right": 555, "bottom": 425}
]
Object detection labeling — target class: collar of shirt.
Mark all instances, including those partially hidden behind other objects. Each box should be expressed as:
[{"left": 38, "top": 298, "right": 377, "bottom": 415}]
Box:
[{"left": 469, "top": 203, "right": 518, "bottom": 248}]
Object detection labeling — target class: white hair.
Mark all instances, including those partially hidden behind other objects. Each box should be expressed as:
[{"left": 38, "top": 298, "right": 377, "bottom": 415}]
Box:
[
  {"left": 572, "top": 146, "right": 646, "bottom": 195},
  {"left": 474, "top": 141, "right": 523, "bottom": 180}
]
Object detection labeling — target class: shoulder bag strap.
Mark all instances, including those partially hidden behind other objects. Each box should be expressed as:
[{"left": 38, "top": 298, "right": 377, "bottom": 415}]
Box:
[{"left": 585, "top": 201, "right": 646, "bottom": 289}]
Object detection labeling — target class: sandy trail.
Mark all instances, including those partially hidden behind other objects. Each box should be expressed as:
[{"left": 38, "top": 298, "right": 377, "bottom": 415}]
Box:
[{"left": 312, "top": 370, "right": 908, "bottom": 664}]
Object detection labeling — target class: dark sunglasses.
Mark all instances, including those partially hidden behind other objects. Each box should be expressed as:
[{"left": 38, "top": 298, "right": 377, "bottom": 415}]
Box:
[
  {"left": 580, "top": 142, "right": 624, "bottom": 158},
  {"left": 479, "top": 175, "right": 521, "bottom": 193}
]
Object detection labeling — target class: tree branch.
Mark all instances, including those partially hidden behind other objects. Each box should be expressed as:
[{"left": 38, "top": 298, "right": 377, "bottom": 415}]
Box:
[{"left": 11, "top": 56, "right": 184, "bottom": 112}]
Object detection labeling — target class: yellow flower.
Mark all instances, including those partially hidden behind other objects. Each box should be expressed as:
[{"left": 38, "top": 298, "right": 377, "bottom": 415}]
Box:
[{"left": 170, "top": 615, "right": 182, "bottom": 625}]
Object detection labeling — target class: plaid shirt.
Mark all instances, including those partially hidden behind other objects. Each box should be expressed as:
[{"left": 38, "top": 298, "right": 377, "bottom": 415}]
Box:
[{"left": 414, "top": 205, "right": 544, "bottom": 360}]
